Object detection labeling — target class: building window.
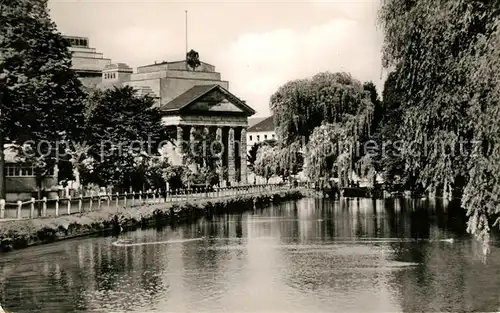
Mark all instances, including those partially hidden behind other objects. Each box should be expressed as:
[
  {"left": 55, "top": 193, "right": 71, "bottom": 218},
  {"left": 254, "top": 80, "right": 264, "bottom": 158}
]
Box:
[
  {"left": 264, "top": 135, "right": 268, "bottom": 140},
  {"left": 272, "top": 134, "right": 275, "bottom": 138},
  {"left": 249, "top": 135, "right": 253, "bottom": 141},
  {"left": 257, "top": 135, "right": 260, "bottom": 142}
]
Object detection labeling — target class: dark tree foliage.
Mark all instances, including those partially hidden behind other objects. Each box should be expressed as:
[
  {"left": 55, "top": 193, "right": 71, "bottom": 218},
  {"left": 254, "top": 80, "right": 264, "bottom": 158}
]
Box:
[
  {"left": 376, "top": 71, "right": 406, "bottom": 186},
  {"left": 379, "top": 0, "right": 500, "bottom": 251},
  {"left": 363, "top": 81, "right": 382, "bottom": 137},
  {"left": 81, "top": 86, "right": 168, "bottom": 190},
  {"left": 186, "top": 49, "right": 201, "bottom": 71},
  {"left": 163, "top": 165, "right": 187, "bottom": 191},
  {"left": 0, "top": 0, "right": 86, "bottom": 197},
  {"left": 270, "top": 72, "right": 372, "bottom": 146}
]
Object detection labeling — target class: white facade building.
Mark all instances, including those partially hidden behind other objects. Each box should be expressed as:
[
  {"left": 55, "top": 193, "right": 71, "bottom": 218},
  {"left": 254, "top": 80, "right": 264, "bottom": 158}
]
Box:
[{"left": 246, "top": 116, "right": 276, "bottom": 153}]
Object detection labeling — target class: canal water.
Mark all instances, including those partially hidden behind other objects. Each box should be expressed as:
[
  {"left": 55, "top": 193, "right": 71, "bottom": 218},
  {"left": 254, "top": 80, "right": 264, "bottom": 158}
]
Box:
[{"left": 1, "top": 198, "right": 500, "bottom": 312}]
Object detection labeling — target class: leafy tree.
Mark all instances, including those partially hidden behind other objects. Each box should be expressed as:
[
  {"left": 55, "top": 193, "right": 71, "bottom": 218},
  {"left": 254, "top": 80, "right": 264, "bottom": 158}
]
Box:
[
  {"left": 305, "top": 117, "right": 368, "bottom": 186},
  {"left": 247, "top": 139, "right": 277, "bottom": 171},
  {"left": 0, "top": 0, "right": 86, "bottom": 198},
  {"left": 253, "top": 140, "right": 302, "bottom": 183},
  {"left": 247, "top": 143, "right": 260, "bottom": 171},
  {"left": 374, "top": 70, "right": 407, "bottom": 186},
  {"left": 254, "top": 145, "right": 277, "bottom": 183},
  {"left": 81, "top": 86, "right": 168, "bottom": 191},
  {"left": 379, "top": 0, "right": 500, "bottom": 251},
  {"left": 163, "top": 165, "right": 187, "bottom": 191},
  {"left": 143, "top": 157, "right": 170, "bottom": 190},
  {"left": 273, "top": 142, "right": 303, "bottom": 181},
  {"left": 270, "top": 72, "right": 374, "bottom": 185},
  {"left": 363, "top": 81, "right": 382, "bottom": 137},
  {"left": 270, "top": 72, "right": 374, "bottom": 146}
]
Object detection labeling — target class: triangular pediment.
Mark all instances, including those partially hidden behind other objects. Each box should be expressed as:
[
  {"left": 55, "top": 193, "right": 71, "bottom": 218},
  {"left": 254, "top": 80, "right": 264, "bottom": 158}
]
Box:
[
  {"left": 187, "top": 95, "right": 245, "bottom": 113},
  {"left": 181, "top": 86, "right": 254, "bottom": 115},
  {"left": 160, "top": 84, "right": 255, "bottom": 116}
]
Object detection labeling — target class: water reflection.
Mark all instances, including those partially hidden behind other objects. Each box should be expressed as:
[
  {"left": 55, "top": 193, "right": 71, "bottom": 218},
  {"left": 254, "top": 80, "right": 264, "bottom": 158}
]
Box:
[{"left": 0, "top": 198, "right": 499, "bottom": 312}]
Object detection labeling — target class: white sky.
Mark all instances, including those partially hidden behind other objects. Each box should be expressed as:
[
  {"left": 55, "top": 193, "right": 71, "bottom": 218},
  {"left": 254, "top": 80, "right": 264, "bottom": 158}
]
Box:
[{"left": 48, "top": 0, "right": 385, "bottom": 117}]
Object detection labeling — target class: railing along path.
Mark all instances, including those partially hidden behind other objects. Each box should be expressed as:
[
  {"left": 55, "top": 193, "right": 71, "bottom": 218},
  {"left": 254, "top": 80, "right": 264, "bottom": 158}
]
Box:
[{"left": 0, "top": 182, "right": 307, "bottom": 220}]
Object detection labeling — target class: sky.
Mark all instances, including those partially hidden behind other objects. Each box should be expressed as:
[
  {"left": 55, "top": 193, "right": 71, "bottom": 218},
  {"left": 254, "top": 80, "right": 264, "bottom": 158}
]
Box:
[{"left": 48, "top": 0, "right": 385, "bottom": 117}]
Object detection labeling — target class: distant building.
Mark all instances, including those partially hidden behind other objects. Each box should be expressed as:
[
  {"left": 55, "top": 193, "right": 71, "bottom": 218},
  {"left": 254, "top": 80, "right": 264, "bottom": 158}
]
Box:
[
  {"left": 246, "top": 116, "right": 276, "bottom": 152},
  {"left": 248, "top": 117, "right": 267, "bottom": 128},
  {"left": 4, "top": 145, "right": 58, "bottom": 201},
  {"left": 64, "top": 35, "right": 256, "bottom": 185},
  {"left": 63, "top": 36, "right": 112, "bottom": 88}
]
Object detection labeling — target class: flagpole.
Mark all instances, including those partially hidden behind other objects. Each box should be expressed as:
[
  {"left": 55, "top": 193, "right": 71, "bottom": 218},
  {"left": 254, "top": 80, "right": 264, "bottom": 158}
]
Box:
[{"left": 185, "top": 10, "right": 188, "bottom": 56}]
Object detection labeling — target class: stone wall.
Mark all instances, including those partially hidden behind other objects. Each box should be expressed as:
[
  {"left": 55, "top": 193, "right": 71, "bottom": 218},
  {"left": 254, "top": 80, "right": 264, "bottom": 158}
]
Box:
[
  {"left": 137, "top": 61, "right": 216, "bottom": 74},
  {"left": 129, "top": 71, "right": 167, "bottom": 81},
  {"left": 71, "top": 56, "right": 111, "bottom": 72},
  {"left": 125, "top": 79, "right": 161, "bottom": 99},
  {"left": 164, "top": 70, "right": 221, "bottom": 81}
]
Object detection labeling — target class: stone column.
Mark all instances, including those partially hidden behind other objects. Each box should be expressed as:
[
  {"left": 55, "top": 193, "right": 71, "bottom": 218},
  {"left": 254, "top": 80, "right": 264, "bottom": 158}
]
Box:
[
  {"left": 189, "top": 125, "right": 196, "bottom": 139},
  {"left": 203, "top": 127, "right": 209, "bottom": 168},
  {"left": 188, "top": 126, "right": 197, "bottom": 170},
  {"left": 216, "top": 127, "right": 223, "bottom": 184},
  {"left": 176, "top": 126, "right": 184, "bottom": 163},
  {"left": 228, "top": 127, "right": 235, "bottom": 183},
  {"left": 240, "top": 127, "right": 248, "bottom": 184}
]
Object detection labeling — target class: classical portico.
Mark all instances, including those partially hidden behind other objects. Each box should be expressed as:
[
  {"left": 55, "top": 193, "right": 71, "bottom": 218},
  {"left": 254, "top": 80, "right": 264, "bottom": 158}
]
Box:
[{"left": 160, "top": 84, "right": 255, "bottom": 184}]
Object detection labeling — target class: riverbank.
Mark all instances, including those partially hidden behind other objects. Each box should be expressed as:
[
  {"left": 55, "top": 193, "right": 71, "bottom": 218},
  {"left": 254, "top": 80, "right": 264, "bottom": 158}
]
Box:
[{"left": 0, "top": 188, "right": 306, "bottom": 253}]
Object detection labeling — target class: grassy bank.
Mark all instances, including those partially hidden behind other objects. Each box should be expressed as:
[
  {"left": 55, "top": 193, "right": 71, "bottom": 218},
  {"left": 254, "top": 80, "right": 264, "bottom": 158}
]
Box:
[{"left": 0, "top": 188, "right": 305, "bottom": 253}]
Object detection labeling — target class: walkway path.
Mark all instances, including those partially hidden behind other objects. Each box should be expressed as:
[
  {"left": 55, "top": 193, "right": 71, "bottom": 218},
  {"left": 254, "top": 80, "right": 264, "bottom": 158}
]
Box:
[{"left": 0, "top": 184, "right": 295, "bottom": 221}]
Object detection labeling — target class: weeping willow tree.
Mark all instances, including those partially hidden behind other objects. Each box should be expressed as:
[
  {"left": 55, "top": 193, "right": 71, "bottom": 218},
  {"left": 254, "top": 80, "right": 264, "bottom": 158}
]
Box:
[
  {"left": 274, "top": 141, "right": 303, "bottom": 180},
  {"left": 379, "top": 0, "right": 500, "bottom": 253},
  {"left": 270, "top": 72, "right": 375, "bottom": 183},
  {"left": 305, "top": 104, "right": 373, "bottom": 185},
  {"left": 271, "top": 72, "right": 374, "bottom": 146},
  {"left": 254, "top": 145, "right": 277, "bottom": 183}
]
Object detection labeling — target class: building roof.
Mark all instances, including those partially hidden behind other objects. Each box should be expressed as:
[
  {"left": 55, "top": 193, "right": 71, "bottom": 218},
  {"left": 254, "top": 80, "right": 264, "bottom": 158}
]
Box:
[
  {"left": 248, "top": 117, "right": 267, "bottom": 128},
  {"left": 138, "top": 60, "right": 215, "bottom": 69},
  {"left": 135, "top": 85, "right": 157, "bottom": 98},
  {"left": 248, "top": 116, "right": 275, "bottom": 132},
  {"left": 104, "top": 63, "right": 133, "bottom": 72},
  {"left": 162, "top": 85, "right": 214, "bottom": 111},
  {"left": 160, "top": 84, "right": 255, "bottom": 115}
]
